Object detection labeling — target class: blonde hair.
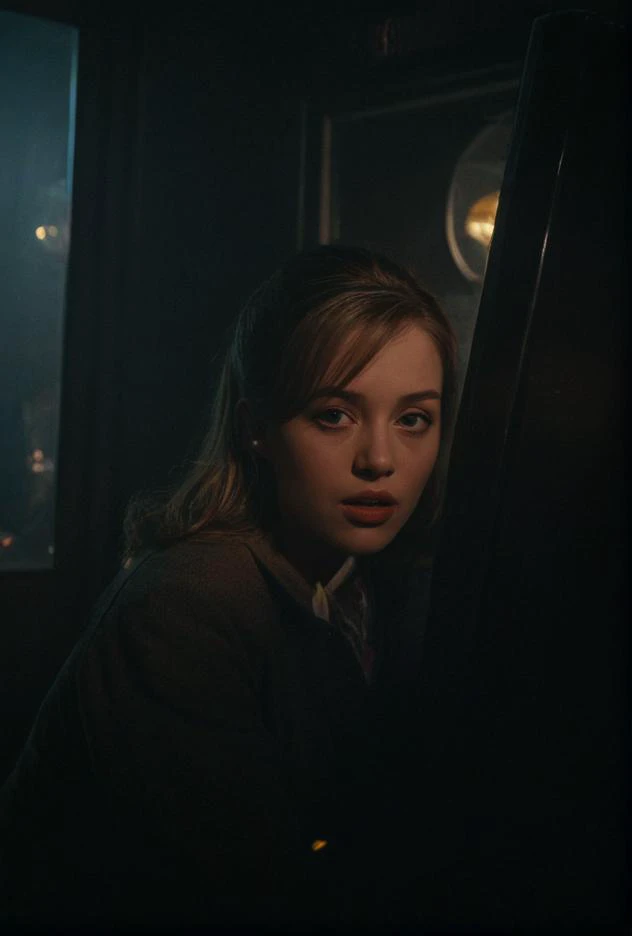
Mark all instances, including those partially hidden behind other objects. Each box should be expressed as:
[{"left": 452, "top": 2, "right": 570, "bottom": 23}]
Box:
[{"left": 122, "top": 245, "right": 458, "bottom": 582}]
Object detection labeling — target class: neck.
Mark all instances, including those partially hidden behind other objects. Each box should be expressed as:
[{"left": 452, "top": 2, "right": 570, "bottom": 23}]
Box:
[{"left": 269, "top": 525, "right": 350, "bottom": 590}]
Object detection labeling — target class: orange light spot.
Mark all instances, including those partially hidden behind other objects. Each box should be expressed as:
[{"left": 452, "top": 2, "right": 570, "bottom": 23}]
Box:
[{"left": 311, "top": 839, "right": 328, "bottom": 852}]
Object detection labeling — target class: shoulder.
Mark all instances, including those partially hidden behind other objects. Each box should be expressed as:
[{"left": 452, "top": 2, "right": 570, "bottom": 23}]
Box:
[
  {"left": 111, "top": 534, "right": 269, "bottom": 616},
  {"left": 83, "top": 535, "right": 278, "bottom": 666},
  {"left": 65, "top": 539, "right": 283, "bottom": 796}
]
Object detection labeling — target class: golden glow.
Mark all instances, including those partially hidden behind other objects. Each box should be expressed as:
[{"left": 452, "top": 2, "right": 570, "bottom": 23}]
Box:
[
  {"left": 1, "top": 535, "right": 14, "bottom": 548},
  {"left": 35, "top": 226, "right": 47, "bottom": 240},
  {"left": 464, "top": 191, "right": 500, "bottom": 248},
  {"left": 311, "top": 839, "right": 328, "bottom": 852}
]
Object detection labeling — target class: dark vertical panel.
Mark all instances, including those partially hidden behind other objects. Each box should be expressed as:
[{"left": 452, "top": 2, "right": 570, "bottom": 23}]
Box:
[
  {"left": 57, "top": 22, "right": 146, "bottom": 597},
  {"left": 405, "top": 12, "right": 628, "bottom": 931}
]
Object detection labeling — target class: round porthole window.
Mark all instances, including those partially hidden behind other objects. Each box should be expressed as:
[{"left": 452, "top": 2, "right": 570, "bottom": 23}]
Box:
[{"left": 446, "top": 110, "right": 514, "bottom": 283}]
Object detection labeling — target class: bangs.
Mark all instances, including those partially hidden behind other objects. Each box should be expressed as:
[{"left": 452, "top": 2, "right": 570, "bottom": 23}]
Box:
[{"left": 273, "top": 297, "right": 415, "bottom": 421}]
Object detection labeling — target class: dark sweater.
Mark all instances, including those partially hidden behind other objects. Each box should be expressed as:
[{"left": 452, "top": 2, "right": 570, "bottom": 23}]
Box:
[{"left": 0, "top": 529, "right": 426, "bottom": 928}]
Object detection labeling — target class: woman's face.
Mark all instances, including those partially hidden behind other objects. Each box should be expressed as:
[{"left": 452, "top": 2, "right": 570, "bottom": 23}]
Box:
[{"left": 252, "top": 322, "right": 443, "bottom": 587}]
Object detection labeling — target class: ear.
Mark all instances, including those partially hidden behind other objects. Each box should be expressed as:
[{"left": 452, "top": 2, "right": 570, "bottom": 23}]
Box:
[{"left": 234, "top": 398, "right": 268, "bottom": 456}]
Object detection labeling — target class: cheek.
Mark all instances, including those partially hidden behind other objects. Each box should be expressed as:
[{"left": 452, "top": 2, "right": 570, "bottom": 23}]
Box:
[
  {"left": 413, "top": 441, "right": 440, "bottom": 489},
  {"left": 276, "top": 435, "right": 334, "bottom": 493}
]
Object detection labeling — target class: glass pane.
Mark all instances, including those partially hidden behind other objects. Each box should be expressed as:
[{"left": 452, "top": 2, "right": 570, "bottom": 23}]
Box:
[
  {"left": 329, "top": 80, "right": 518, "bottom": 401},
  {"left": 0, "top": 12, "right": 77, "bottom": 570}
]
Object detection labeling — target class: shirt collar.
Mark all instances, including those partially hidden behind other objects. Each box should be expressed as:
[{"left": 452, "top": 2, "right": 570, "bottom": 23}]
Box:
[
  {"left": 312, "top": 555, "right": 357, "bottom": 623},
  {"left": 215, "top": 528, "right": 357, "bottom": 622}
]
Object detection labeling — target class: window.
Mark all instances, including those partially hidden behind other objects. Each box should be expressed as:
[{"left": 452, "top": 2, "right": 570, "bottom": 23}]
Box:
[
  {"left": 0, "top": 11, "right": 78, "bottom": 569},
  {"left": 322, "top": 70, "right": 518, "bottom": 398}
]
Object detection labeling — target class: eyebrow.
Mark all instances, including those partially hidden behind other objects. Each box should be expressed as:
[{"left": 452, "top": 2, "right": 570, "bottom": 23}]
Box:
[{"left": 310, "top": 386, "right": 442, "bottom": 405}]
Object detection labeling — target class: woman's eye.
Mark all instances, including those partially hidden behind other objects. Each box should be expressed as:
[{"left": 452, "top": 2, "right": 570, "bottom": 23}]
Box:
[
  {"left": 399, "top": 412, "right": 432, "bottom": 432},
  {"left": 316, "top": 408, "right": 349, "bottom": 426},
  {"left": 315, "top": 409, "right": 432, "bottom": 432}
]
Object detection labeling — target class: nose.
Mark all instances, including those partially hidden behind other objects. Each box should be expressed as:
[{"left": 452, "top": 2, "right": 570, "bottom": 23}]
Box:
[{"left": 352, "top": 430, "right": 395, "bottom": 479}]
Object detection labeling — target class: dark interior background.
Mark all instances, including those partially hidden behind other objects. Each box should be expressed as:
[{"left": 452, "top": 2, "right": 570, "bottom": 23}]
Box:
[{"left": 0, "top": 4, "right": 628, "bottom": 916}]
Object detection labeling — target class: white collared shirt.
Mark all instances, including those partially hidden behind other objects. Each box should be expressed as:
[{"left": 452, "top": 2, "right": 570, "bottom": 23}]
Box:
[{"left": 311, "top": 556, "right": 357, "bottom": 623}]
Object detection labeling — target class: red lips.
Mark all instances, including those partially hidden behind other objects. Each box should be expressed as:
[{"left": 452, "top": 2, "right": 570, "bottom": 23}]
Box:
[
  {"left": 342, "top": 489, "right": 398, "bottom": 505},
  {"left": 340, "top": 503, "right": 397, "bottom": 526}
]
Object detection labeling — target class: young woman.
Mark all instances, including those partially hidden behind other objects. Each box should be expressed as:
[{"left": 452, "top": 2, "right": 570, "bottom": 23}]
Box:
[{"left": 0, "top": 245, "right": 458, "bottom": 928}]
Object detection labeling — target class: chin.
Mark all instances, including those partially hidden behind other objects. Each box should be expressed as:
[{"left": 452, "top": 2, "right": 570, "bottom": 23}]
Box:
[
  {"left": 337, "top": 528, "right": 398, "bottom": 555},
  {"left": 351, "top": 538, "right": 395, "bottom": 556}
]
